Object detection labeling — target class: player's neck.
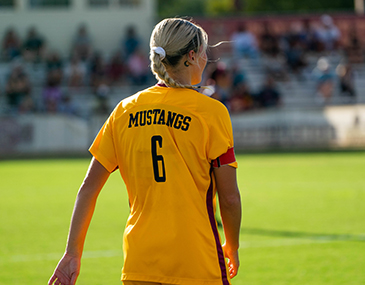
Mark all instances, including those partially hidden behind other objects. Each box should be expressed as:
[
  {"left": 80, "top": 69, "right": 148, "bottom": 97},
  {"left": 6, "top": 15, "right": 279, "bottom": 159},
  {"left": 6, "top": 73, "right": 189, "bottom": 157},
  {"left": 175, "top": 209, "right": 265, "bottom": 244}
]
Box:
[
  {"left": 169, "top": 71, "right": 191, "bottom": 86},
  {"left": 166, "top": 61, "right": 192, "bottom": 86}
]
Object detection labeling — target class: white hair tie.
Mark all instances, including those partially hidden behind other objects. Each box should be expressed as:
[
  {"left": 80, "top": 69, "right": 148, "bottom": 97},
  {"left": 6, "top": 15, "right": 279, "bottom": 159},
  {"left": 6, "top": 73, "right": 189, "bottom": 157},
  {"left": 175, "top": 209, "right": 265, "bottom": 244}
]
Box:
[{"left": 152, "top": 47, "right": 166, "bottom": 60}]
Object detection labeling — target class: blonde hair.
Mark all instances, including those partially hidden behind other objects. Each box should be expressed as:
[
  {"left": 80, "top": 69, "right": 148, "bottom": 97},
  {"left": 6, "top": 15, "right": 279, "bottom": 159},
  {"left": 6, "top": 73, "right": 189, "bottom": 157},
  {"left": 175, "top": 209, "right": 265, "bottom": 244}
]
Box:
[{"left": 150, "top": 18, "right": 208, "bottom": 89}]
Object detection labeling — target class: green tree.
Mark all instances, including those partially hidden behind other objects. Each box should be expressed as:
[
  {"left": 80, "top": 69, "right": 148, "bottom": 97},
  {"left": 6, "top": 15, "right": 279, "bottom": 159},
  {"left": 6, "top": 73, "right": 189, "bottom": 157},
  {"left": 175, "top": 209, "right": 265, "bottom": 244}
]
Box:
[
  {"left": 206, "top": 0, "right": 233, "bottom": 16},
  {"left": 244, "top": 0, "right": 354, "bottom": 13},
  {"left": 158, "top": 0, "right": 206, "bottom": 18},
  {"left": 157, "top": 0, "right": 355, "bottom": 18}
]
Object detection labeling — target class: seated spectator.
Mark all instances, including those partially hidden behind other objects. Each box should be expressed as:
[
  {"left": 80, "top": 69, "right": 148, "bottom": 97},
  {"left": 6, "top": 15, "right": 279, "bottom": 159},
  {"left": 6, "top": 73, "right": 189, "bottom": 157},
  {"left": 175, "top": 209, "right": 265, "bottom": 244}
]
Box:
[
  {"left": 336, "top": 62, "right": 356, "bottom": 101},
  {"left": 89, "top": 52, "right": 107, "bottom": 88},
  {"left": 283, "top": 23, "right": 307, "bottom": 76},
  {"left": 5, "top": 63, "right": 33, "bottom": 113},
  {"left": 1, "top": 27, "right": 21, "bottom": 62},
  {"left": 209, "top": 62, "right": 232, "bottom": 108},
  {"left": 230, "top": 23, "right": 259, "bottom": 60},
  {"left": 285, "top": 40, "right": 307, "bottom": 76},
  {"left": 46, "top": 51, "right": 63, "bottom": 71},
  {"left": 72, "top": 24, "right": 92, "bottom": 62},
  {"left": 315, "top": 15, "right": 341, "bottom": 52},
  {"left": 88, "top": 52, "right": 112, "bottom": 113},
  {"left": 22, "top": 27, "right": 45, "bottom": 63},
  {"left": 107, "top": 52, "right": 125, "bottom": 85},
  {"left": 260, "top": 22, "right": 280, "bottom": 57},
  {"left": 312, "top": 57, "right": 336, "bottom": 104},
  {"left": 127, "top": 48, "right": 149, "bottom": 85},
  {"left": 42, "top": 70, "right": 63, "bottom": 113},
  {"left": 93, "top": 82, "right": 111, "bottom": 115},
  {"left": 231, "top": 64, "right": 247, "bottom": 86},
  {"left": 230, "top": 80, "right": 254, "bottom": 113},
  {"left": 64, "top": 54, "right": 87, "bottom": 87},
  {"left": 122, "top": 25, "right": 141, "bottom": 60},
  {"left": 58, "top": 93, "right": 78, "bottom": 116},
  {"left": 301, "top": 18, "right": 322, "bottom": 53},
  {"left": 256, "top": 75, "right": 281, "bottom": 108},
  {"left": 45, "top": 51, "right": 63, "bottom": 86},
  {"left": 344, "top": 28, "right": 364, "bottom": 64}
]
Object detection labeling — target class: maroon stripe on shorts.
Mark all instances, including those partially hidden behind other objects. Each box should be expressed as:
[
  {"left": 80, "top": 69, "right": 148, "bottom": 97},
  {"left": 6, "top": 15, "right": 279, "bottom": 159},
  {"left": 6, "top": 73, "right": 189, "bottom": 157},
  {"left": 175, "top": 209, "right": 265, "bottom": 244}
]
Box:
[{"left": 206, "top": 174, "right": 230, "bottom": 285}]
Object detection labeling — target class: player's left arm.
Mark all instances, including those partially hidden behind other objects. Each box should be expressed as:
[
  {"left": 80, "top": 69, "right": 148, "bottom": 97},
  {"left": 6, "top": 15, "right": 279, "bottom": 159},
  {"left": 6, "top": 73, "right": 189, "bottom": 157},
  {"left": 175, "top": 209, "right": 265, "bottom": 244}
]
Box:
[
  {"left": 214, "top": 164, "right": 241, "bottom": 278},
  {"left": 212, "top": 147, "right": 241, "bottom": 278},
  {"left": 49, "top": 157, "right": 111, "bottom": 285}
]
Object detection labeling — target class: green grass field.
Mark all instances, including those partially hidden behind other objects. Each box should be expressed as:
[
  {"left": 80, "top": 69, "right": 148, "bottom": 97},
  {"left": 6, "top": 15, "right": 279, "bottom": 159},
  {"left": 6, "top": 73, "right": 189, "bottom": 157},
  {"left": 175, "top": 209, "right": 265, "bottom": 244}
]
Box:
[{"left": 1, "top": 152, "right": 365, "bottom": 285}]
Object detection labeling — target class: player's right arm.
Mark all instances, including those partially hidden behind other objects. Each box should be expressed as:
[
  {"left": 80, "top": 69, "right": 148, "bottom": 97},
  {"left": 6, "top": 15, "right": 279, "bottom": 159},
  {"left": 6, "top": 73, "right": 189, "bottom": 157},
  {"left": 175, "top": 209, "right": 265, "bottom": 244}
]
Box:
[
  {"left": 213, "top": 165, "right": 242, "bottom": 279},
  {"left": 48, "top": 157, "right": 110, "bottom": 285}
]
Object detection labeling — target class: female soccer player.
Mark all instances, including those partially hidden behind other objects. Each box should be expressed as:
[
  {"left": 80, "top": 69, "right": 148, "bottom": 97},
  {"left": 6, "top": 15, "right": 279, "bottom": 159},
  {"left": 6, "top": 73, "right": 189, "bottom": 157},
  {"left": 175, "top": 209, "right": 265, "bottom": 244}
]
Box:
[{"left": 49, "top": 18, "right": 242, "bottom": 285}]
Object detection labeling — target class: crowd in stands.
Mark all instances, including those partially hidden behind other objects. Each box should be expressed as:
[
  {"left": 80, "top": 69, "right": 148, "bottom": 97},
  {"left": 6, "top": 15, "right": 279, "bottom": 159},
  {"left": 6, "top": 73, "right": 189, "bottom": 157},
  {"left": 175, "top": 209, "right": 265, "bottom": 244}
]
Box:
[
  {"left": 204, "top": 14, "right": 361, "bottom": 112},
  {"left": 0, "top": 24, "right": 152, "bottom": 116},
  {"left": 204, "top": 61, "right": 282, "bottom": 114},
  {"left": 0, "top": 14, "right": 363, "bottom": 117}
]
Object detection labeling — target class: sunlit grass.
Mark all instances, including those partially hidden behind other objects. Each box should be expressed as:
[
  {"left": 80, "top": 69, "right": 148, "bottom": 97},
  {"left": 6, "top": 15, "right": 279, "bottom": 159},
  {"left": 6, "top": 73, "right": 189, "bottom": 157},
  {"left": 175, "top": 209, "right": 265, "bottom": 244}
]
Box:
[{"left": 0, "top": 152, "right": 364, "bottom": 284}]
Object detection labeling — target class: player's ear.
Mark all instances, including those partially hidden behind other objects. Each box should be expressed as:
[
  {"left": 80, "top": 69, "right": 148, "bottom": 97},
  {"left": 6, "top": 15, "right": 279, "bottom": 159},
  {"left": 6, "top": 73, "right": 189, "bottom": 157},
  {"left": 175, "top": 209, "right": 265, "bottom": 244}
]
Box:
[{"left": 187, "top": 50, "right": 197, "bottom": 65}]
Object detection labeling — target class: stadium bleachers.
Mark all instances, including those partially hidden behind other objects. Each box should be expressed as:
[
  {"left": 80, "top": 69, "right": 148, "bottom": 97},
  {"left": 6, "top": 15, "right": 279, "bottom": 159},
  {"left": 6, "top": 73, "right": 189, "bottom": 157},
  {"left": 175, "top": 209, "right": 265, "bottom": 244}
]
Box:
[
  {"left": 237, "top": 53, "right": 365, "bottom": 110},
  {"left": 1, "top": 51, "right": 365, "bottom": 117}
]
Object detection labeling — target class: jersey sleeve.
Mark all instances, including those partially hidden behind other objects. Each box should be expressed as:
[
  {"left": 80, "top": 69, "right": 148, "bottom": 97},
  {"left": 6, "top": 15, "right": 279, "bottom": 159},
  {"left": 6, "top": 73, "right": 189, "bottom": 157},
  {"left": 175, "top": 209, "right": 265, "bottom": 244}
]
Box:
[
  {"left": 89, "top": 112, "right": 118, "bottom": 173},
  {"left": 207, "top": 101, "right": 238, "bottom": 168},
  {"left": 211, "top": 147, "right": 238, "bottom": 168}
]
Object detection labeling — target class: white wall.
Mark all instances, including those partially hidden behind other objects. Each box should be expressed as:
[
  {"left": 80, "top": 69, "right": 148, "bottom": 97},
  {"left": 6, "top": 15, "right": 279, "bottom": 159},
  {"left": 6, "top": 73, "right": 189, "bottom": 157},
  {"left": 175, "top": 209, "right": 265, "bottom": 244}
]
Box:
[
  {"left": 231, "top": 105, "right": 365, "bottom": 150},
  {"left": 0, "top": 0, "right": 157, "bottom": 57},
  {"left": 1, "top": 106, "right": 365, "bottom": 158},
  {"left": 0, "top": 114, "right": 90, "bottom": 156}
]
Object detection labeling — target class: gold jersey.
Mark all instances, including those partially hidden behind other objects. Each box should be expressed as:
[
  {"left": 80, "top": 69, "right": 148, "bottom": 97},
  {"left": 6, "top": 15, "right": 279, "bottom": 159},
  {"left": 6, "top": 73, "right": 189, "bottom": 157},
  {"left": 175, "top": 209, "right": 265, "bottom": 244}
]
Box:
[{"left": 90, "top": 85, "right": 237, "bottom": 285}]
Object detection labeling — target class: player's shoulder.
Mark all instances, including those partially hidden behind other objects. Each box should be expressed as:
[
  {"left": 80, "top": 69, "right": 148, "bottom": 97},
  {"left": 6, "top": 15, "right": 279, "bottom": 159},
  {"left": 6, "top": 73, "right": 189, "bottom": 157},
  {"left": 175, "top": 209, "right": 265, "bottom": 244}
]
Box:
[
  {"left": 175, "top": 87, "right": 227, "bottom": 108},
  {"left": 170, "top": 87, "right": 230, "bottom": 120},
  {"left": 195, "top": 92, "right": 230, "bottom": 116},
  {"left": 113, "top": 86, "right": 154, "bottom": 114}
]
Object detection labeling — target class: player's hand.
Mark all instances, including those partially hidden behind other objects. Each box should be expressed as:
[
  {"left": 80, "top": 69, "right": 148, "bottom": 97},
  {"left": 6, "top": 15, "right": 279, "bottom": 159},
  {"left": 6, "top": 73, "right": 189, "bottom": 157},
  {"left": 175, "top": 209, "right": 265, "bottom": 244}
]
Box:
[
  {"left": 48, "top": 253, "right": 81, "bottom": 285},
  {"left": 223, "top": 243, "right": 240, "bottom": 279}
]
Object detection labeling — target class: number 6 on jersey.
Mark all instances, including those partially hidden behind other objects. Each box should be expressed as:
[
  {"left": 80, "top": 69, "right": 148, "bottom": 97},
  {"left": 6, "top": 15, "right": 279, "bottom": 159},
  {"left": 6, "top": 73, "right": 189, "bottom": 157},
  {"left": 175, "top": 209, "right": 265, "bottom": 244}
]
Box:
[{"left": 151, "top": 135, "right": 166, "bottom": 182}]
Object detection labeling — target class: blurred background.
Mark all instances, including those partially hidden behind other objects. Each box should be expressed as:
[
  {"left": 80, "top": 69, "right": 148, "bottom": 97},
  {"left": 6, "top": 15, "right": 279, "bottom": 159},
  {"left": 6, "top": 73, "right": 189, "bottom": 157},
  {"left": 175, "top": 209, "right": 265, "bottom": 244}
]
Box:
[
  {"left": 1, "top": 2, "right": 365, "bottom": 285},
  {"left": 0, "top": 0, "right": 365, "bottom": 157}
]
